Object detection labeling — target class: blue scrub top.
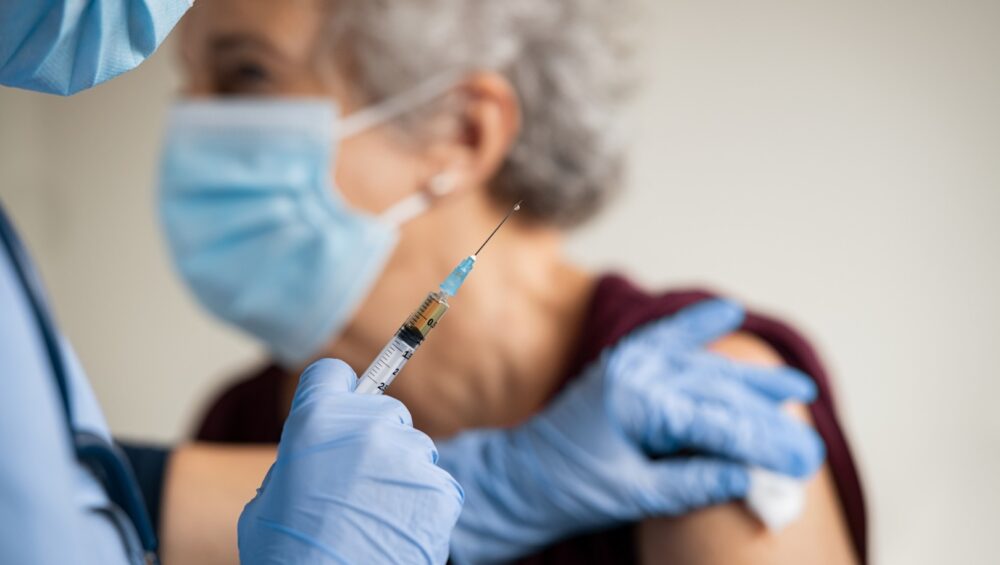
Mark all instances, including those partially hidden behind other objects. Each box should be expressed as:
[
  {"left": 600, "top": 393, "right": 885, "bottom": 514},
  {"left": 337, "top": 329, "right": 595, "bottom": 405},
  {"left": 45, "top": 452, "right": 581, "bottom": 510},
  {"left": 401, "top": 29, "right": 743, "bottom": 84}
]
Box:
[
  {"left": 1, "top": 1, "right": 193, "bottom": 558},
  {"left": 0, "top": 212, "right": 133, "bottom": 564}
]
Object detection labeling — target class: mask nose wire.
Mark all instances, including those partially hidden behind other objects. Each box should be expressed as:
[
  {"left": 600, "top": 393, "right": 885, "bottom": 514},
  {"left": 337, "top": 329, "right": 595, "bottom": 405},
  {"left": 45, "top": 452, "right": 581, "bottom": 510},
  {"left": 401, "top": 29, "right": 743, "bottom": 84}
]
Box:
[{"left": 336, "top": 71, "right": 466, "bottom": 140}]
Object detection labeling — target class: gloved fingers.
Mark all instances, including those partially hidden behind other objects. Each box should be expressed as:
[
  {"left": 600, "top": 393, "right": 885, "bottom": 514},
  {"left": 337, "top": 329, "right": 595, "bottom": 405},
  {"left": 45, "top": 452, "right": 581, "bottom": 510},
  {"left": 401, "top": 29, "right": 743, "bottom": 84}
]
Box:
[
  {"left": 237, "top": 463, "right": 275, "bottom": 535},
  {"left": 621, "top": 299, "right": 746, "bottom": 352},
  {"left": 291, "top": 358, "right": 357, "bottom": 410},
  {"left": 362, "top": 422, "right": 444, "bottom": 470},
  {"left": 290, "top": 358, "right": 413, "bottom": 426},
  {"left": 677, "top": 391, "right": 826, "bottom": 477},
  {"left": 605, "top": 300, "right": 747, "bottom": 390},
  {"left": 651, "top": 458, "right": 750, "bottom": 512},
  {"left": 407, "top": 427, "right": 444, "bottom": 467},
  {"left": 430, "top": 465, "right": 466, "bottom": 515},
  {"left": 685, "top": 351, "right": 818, "bottom": 403},
  {"left": 630, "top": 381, "right": 825, "bottom": 477},
  {"left": 255, "top": 463, "right": 277, "bottom": 494}
]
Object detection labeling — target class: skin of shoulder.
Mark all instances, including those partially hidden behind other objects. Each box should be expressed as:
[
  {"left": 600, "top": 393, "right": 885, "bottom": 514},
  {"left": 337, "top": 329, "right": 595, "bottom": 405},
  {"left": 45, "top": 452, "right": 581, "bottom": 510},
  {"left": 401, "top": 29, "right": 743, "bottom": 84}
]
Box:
[{"left": 635, "top": 332, "right": 859, "bottom": 565}]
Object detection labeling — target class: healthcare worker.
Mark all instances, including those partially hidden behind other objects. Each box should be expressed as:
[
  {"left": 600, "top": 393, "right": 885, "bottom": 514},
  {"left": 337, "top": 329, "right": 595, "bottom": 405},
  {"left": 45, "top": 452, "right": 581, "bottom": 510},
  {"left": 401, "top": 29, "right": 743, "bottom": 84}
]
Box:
[
  {"left": 1, "top": 2, "right": 462, "bottom": 564},
  {"left": 1, "top": 2, "right": 825, "bottom": 564}
]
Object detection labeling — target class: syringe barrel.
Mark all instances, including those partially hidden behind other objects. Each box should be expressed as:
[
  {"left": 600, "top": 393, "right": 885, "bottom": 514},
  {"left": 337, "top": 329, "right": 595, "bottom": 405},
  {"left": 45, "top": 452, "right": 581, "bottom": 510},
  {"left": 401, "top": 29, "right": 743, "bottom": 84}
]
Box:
[
  {"left": 356, "top": 334, "right": 417, "bottom": 394},
  {"left": 355, "top": 291, "right": 450, "bottom": 395}
]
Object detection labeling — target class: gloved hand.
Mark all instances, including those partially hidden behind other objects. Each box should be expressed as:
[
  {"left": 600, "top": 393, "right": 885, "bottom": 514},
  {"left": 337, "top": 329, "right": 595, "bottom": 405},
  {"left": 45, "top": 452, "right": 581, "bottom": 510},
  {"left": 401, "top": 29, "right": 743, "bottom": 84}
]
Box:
[
  {"left": 238, "top": 359, "right": 464, "bottom": 565},
  {"left": 439, "top": 299, "right": 825, "bottom": 565}
]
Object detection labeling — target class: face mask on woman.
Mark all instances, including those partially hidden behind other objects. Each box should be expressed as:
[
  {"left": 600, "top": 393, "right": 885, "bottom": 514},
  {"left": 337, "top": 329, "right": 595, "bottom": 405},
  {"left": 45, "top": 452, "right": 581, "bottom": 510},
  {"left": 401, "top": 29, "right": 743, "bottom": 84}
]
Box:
[{"left": 157, "top": 76, "right": 458, "bottom": 364}]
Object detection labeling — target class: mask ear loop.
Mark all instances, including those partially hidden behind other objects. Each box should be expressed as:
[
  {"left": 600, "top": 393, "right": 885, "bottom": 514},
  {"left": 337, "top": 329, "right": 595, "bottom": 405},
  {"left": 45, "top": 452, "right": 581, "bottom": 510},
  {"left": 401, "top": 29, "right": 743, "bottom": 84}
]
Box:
[
  {"left": 379, "top": 171, "right": 459, "bottom": 227},
  {"left": 337, "top": 71, "right": 466, "bottom": 139},
  {"left": 337, "top": 71, "right": 466, "bottom": 227}
]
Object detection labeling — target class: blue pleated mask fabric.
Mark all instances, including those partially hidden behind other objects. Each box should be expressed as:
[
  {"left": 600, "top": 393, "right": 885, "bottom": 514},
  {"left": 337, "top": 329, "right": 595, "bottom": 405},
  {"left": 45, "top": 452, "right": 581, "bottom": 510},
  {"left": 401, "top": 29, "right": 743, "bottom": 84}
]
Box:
[{"left": 157, "top": 76, "right": 457, "bottom": 364}]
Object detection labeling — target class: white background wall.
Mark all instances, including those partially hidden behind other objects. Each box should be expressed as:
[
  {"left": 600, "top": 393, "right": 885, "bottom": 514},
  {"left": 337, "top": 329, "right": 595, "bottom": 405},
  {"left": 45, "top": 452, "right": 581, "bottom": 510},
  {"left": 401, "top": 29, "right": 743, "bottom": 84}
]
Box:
[{"left": 1, "top": 1, "right": 997, "bottom": 563}]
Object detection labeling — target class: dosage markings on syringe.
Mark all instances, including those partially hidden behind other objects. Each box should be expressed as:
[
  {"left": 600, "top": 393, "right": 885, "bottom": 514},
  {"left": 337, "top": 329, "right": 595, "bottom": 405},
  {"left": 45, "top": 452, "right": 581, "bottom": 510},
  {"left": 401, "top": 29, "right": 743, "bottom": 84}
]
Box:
[{"left": 364, "top": 338, "right": 415, "bottom": 386}]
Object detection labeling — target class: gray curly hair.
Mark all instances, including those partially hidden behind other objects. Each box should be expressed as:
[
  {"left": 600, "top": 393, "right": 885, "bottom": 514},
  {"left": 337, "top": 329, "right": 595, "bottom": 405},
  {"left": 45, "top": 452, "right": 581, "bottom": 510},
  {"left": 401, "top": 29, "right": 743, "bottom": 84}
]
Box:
[{"left": 324, "top": 0, "right": 634, "bottom": 227}]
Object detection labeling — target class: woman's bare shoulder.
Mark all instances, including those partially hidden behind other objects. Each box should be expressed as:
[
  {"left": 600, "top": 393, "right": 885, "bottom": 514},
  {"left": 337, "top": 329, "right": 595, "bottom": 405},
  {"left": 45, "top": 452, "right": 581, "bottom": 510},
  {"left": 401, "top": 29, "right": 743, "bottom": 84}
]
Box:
[{"left": 634, "top": 332, "right": 859, "bottom": 565}]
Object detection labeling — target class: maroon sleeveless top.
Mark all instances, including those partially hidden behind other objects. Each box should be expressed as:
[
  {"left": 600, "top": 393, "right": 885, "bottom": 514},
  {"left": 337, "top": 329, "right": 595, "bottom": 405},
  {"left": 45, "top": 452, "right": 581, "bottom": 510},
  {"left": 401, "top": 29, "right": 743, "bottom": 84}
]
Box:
[{"left": 195, "top": 274, "right": 867, "bottom": 563}]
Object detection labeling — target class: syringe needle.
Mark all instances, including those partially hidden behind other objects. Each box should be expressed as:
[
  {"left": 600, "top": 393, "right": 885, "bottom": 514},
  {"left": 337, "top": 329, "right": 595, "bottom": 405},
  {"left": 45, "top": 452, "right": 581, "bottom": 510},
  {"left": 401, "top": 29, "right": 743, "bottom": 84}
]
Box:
[
  {"left": 360, "top": 202, "right": 525, "bottom": 394},
  {"left": 475, "top": 200, "right": 522, "bottom": 257},
  {"left": 440, "top": 201, "right": 523, "bottom": 297}
]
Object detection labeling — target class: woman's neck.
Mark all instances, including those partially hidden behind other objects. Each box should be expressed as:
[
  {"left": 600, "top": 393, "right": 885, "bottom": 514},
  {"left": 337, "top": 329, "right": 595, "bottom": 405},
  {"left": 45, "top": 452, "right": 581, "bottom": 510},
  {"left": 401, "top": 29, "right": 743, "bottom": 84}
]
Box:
[{"left": 318, "top": 225, "right": 596, "bottom": 438}]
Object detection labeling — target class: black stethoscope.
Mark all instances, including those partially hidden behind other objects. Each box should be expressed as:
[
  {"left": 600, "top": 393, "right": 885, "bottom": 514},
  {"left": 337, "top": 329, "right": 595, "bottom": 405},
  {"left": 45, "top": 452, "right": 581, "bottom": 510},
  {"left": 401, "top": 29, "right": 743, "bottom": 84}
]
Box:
[{"left": 0, "top": 201, "right": 159, "bottom": 564}]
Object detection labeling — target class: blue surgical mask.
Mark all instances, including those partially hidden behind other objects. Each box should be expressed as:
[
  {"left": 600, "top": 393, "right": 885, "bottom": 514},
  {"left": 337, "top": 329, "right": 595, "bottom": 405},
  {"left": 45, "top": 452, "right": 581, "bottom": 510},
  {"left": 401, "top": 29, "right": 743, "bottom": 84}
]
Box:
[{"left": 157, "top": 77, "right": 457, "bottom": 364}]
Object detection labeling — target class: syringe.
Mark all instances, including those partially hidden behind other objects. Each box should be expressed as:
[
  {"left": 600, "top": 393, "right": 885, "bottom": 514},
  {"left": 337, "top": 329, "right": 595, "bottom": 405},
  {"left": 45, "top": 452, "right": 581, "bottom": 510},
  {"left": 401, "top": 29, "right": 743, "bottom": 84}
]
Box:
[{"left": 356, "top": 202, "right": 522, "bottom": 395}]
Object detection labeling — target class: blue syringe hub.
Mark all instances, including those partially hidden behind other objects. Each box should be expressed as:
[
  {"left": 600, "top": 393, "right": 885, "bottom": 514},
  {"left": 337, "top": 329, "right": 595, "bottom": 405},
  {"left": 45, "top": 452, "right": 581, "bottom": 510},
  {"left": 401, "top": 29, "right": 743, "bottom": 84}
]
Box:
[{"left": 439, "top": 255, "right": 476, "bottom": 297}]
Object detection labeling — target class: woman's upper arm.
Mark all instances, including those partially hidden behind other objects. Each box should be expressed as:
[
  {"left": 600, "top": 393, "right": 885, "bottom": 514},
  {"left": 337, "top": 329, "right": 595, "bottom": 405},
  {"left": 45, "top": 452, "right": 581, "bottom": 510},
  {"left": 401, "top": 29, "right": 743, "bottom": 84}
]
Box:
[{"left": 636, "top": 333, "right": 858, "bottom": 565}]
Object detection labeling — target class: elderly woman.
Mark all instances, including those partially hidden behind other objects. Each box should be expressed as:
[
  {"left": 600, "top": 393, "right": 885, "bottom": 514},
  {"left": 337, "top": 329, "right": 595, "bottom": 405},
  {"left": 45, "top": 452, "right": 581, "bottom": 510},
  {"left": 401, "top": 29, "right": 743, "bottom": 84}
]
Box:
[{"left": 160, "top": 0, "right": 865, "bottom": 563}]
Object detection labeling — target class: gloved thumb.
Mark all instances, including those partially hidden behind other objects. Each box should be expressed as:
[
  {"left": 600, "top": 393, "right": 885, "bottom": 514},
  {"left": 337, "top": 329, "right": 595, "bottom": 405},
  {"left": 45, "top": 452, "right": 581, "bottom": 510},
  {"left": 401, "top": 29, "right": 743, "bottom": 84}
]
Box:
[
  {"left": 667, "top": 299, "right": 746, "bottom": 348},
  {"left": 625, "top": 299, "right": 746, "bottom": 352},
  {"left": 290, "top": 358, "right": 358, "bottom": 413}
]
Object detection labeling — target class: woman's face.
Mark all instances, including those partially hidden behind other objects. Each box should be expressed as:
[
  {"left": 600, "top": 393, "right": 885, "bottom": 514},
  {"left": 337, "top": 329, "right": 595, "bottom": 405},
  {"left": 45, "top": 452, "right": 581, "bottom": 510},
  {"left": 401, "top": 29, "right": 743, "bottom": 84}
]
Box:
[{"left": 178, "top": 0, "right": 442, "bottom": 216}]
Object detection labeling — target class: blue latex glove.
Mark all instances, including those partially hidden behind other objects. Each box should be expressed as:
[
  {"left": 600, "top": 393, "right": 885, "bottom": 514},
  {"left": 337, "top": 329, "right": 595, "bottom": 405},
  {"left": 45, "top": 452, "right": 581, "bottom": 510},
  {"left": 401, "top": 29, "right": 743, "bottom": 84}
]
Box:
[
  {"left": 439, "top": 299, "right": 825, "bottom": 565},
  {"left": 238, "top": 358, "right": 464, "bottom": 565},
  {"left": 0, "top": 0, "right": 191, "bottom": 95}
]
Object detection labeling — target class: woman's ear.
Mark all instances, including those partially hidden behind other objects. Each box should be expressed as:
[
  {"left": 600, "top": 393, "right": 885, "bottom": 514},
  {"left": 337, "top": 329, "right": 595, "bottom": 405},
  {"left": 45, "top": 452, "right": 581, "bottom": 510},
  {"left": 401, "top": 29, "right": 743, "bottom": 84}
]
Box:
[{"left": 425, "top": 72, "right": 521, "bottom": 192}]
